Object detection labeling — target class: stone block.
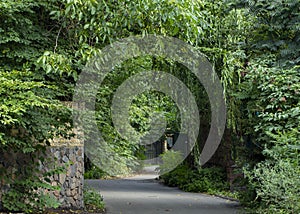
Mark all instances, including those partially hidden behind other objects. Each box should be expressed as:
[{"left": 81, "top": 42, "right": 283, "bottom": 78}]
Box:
[
  {"left": 62, "top": 155, "right": 69, "bottom": 163},
  {"left": 59, "top": 173, "right": 66, "bottom": 185}
]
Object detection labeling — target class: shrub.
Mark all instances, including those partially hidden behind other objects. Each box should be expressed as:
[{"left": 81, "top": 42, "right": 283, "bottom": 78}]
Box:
[
  {"left": 161, "top": 164, "right": 229, "bottom": 194},
  {"left": 182, "top": 167, "right": 229, "bottom": 194},
  {"left": 83, "top": 187, "right": 105, "bottom": 212},
  {"left": 1, "top": 163, "right": 65, "bottom": 213},
  {"left": 236, "top": 56, "right": 300, "bottom": 212},
  {"left": 158, "top": 150, "right": 183, "bottom": 175},
  {"left": 2, "top": 178, "right": 60, "bottom": 213},
  {"left": 243, "top": 160, "right": 300, "bottom": 213},
  {"left": 84, "top": 165, "right": 107, "bottom": 179},
  {"left": 240, "top": 128, "right": 300, "bottom": 213},
  {"left": 160, "top": 164, "right": 194, "bottom": 188}
]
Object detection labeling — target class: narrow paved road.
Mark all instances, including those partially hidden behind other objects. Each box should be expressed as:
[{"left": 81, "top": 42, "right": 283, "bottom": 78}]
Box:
[{"left": 86, "top": 168, "right": 241, "bottom": 214}]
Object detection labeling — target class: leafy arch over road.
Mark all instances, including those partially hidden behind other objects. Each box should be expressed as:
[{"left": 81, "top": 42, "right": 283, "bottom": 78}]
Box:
[{"left": 0, "top": 0, "right": 299, "bottom": 213}]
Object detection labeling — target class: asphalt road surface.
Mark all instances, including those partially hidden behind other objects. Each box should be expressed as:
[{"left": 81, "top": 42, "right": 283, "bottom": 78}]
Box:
[{"left": 85, "top": 168, "right": 241, "bottom": 214}]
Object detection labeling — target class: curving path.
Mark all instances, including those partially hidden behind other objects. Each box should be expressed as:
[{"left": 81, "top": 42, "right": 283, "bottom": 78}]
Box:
[{"left": 85, "top": 167, "right": 241, "bottom": 214}]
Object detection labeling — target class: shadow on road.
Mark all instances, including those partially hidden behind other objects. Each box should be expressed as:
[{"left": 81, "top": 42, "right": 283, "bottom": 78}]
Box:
[{"left": 85, "top": 165, "right": 241, "bottom": 214}]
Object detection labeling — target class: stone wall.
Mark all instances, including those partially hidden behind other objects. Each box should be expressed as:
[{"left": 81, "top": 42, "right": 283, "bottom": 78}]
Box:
[
  {"left": 47, "top": 146, "right": 84, "bottom": 208},
  {"left": 0, "top": 145, "right": 84, "bottom": 209}
]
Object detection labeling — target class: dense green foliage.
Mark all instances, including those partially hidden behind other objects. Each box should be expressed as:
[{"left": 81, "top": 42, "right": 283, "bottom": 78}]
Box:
[
  {"left": 158, "top": 150, "right": 183, "bottom": 175},
  {"left": 159, "top": 1, "right": 300, "bottom": 213},
  {"left": 83, "top": 187, "right": 105, "bottom": 212},
  {"left": 236, "top": 65, "right": 300, "bottom": 212},
  {"left": 0, "top": 70, "right": 72, "bottom": 152},
  {"left": 2, "top": 164, "right": 65, "bottom": 213},
  {"left": 0, "top": 1, "right": 73, "bottom": 212},
  {"left": 0, "top": 0, "right": 299, "bottom": 213},
  {"left": 160, "top": 164, "right": 229, "bottom": 195},
  {"left": 84, "top": 163, "right": 108, "bottom": 179},
  {"left": 228, "top": 0, "right": 300, "bottom": 213}
]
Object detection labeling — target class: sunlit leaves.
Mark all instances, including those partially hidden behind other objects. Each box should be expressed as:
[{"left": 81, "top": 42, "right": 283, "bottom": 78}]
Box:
[{"left": 0, "top": 70, "right": 72, "bottom": 152}]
